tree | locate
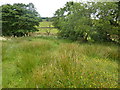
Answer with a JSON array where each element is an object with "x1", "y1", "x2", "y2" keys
[
  {"x1": 53, "y1": 2, "x2": 93, "y2": 42},
  {"x1": 1, "y1": 3, "x2": 41, "y2": 36},
  {"x1": 91, "y1": 2, "x2": 120, "y2": 42},
  {"x1": 53, "y1": 1, "x2": 119, "y2": 43}
]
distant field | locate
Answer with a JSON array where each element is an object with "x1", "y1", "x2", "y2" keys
[
  {"x1": 2, "y1": 36, "x2": 118, "y2": 88},
  {"x1": 39, "y1": 21, "x2": 54, "y2": 27},
  {"x1": 35, "y1": 21, "x2": 58, "y2": 35}
]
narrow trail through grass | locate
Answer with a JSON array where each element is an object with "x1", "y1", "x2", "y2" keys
[{"x1": 2, "y1": 36, "x2": 119, "y2": 88}]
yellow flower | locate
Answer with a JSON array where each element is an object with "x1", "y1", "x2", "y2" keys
[{"x1": 80, "y1": 76, "x2": 83, "y2": 78}]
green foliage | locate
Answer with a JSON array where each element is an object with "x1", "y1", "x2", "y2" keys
[
  {"x1": 53, "y1": 1, "x2": 119, "y2": 43},
  {"x1": 1, "y1": 3, "x2": 41, "y2": 36},
  {"x1": 2, "y1": 37, "x2": 118, "y2": 88},
  {"x1": 91, "y1": 2, "x2": 120, "y2": 42}
]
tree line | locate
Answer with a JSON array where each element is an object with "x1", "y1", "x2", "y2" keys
[
  {"x1": 53, "y1": 1, "x2": 120, "y2": 43},
  {"x1": 1, "y1": 2, "x2": 120, "y2": 44}
]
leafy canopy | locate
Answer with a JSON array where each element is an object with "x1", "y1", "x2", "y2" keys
[
  {"x1": 1, "y1": 3, "x2": 41, "y2": 36},
  {"x1": 53, "y1": 1, "x2": 120, "y2": 43}
]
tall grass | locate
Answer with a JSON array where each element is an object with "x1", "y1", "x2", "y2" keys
[{"x1": 2, "y1": 37, "x2": 118, "y2": 88}]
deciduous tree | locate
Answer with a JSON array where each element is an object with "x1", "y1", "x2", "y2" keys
[{"x1": 1, "y1": 3, "x2": 41, "y2": 36}]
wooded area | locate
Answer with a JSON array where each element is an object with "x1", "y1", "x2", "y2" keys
[
  {"x1": 53, "y1": 2, "x2": 120, "y2": 43},
  {"x1": 1, "y1": 2, "x2": 120, "y2": 43}
]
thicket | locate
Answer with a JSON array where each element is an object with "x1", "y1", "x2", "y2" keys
[{"x1": 53, "y1": 2, "x2": 120, "y2": 43}]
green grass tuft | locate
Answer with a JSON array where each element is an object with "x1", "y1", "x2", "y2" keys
[{"x1": 2, "y1": 37, "x2": 118, "y2": 88}]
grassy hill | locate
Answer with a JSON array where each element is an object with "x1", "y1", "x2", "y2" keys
[{"x1": 2, "y1": 36, "x2": 118, "y2": 88}]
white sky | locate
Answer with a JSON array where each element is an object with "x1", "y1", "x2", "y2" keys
[
  {"x1": 0, "y1": 0, "x2": 90, "y2": 17},
  {"x1": 0, "y1": 0, "x2": 117, "y2": 17}
]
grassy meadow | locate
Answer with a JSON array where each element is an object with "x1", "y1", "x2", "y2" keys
[{"x1": 2, "y1": 36, "x2": 119, "y2": 88}]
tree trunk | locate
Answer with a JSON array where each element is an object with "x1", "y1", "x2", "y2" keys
[{"x1": 83, "y1": 33, "x2": 88, "y2": 42}]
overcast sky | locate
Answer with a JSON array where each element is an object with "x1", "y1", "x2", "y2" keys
[
  {"x1": 0, "y1": 0, "x2": 92, "y2": 17},
  {"x1": 0, "y1": 0, "x2": 117, "y2": 17}
]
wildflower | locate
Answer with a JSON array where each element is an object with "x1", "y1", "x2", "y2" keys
[{"x1": 80, "y1": 76, "x2": 83, "y2": 78}]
